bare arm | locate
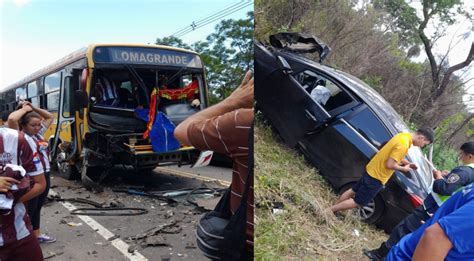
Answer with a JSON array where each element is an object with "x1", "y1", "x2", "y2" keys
[
  {"x1": 7, "y1": 105, "x2": 33, "y2": 130},
  {"x1": 386, "y1": 158, "x2": 412, "y2": 173},
  {"x1": 25, "y1": 101, "x2": 54, "y2": 128},
  {"x1": 174, "y1": 71, "x2": 253, "y2": 146},
  {"x1": 18, "y1": 174, "x2": 46, "y2": 203},
  {"x1": 400, "y1": 158, "x2": 410, "y2": 165},
  {"x1": 413, "y1": 223, "x2": 452, "y2": 261}
]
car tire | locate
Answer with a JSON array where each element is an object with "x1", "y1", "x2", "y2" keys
[
  {"x1": 357, "y1": 194, "x2": 385, "y2": 224},
  {"x1": 339, "y1": 183, "x2": 385, "y2": 224},
  {"x1": 57, "y1": 158, "x2": 80, "y2": 180},
  {"x1": 52, "y1": 144, "x2": 80, "y2": 180}
]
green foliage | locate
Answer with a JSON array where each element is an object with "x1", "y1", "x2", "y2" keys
[
  {"x1": 398, "y1": 59, "x2": 425, "y2": 75},
  {"x1": 361, "y1": 75, "x2": 383, "y2": 92},
  {"x1": 431, "y1": 143, "x2": 459, "y2": 171},
  {"x1": 418, "y1": 114, "x2": 465, "y2": 170},
  {"x1": 254, "y1": 0, "x2": 310, "y2": 41},
  {"x1": 155, "y1": 37, "x2": 191, "y2": 49},
  {"x1": 155, "y1": 12, "x2": 253, "y2": 105},
  {"x1": 373, "y1": 0, "x2": 465, "y2": 47}
]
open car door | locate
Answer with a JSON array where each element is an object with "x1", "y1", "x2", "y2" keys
[{"x1": 255, "y1": 41, "x2": 330, "y2": 147}]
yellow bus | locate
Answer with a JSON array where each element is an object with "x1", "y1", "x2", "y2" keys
[{"x1": 0, "y1": 44, "x2": 208, "y2": 185}]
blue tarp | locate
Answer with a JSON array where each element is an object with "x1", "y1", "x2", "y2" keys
[{"x1": 135, "y1": 108, "x2": 180, "y2": 153}]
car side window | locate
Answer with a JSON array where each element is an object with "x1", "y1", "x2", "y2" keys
[
  {"x1": 347, "y1": 107, "x2": 391, "y2": 148},
  {"x1": 296, "y1": 70, "x2": 354, "y2": 114}
]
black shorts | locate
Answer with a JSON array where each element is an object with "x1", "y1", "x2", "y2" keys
[{"x1": 352, "y1": 172, "x2": 383, "y2": 206}]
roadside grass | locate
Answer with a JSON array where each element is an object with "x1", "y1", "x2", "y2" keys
[{"x1": 254, "y1": 120, "x2": 386, "y2": 260}]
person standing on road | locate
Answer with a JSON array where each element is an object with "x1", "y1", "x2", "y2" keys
[
  {"x1": 8, "y1": 101, "x2": 56, "y2": 244},
  {"x1": 174, "y1": 71, "x2": 254, "y2": 260},
  {"x1": 329, "y1": 129, "x2": 434, "y2": 214},
  {"x1": 387, "y1": 182, "x2": 474, "y2": 260},
  {"x1": 364, "y1": 141, "x2": 474, "y2": 260},
  {"x1": 0, "y1": 127, "x2": 45, "y2": 260}
]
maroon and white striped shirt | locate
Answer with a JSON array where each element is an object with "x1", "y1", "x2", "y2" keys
[
  {"x1": 0, "y1": 128, "x2": 44, "y2": 246},
  {"x1": 187, "y1": 108, "x2": 254, "y2": 250}
]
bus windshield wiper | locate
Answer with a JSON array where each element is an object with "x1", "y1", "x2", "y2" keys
[{"x1": 125, "y1": 65, "x2": 150, "y2": 104}]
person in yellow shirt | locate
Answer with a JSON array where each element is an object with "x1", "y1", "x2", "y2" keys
[{"x1": 330, "y1": 128, "x2": 434, "y2": 214}]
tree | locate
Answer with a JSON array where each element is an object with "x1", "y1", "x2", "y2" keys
[
  {"x1": 155, "y1": 36, "x2": 191, "y2": 50},
  {"x1": 156, "y1": 12, "x2": 254, "y2": 104},
  {"x1": 374, "y1": 0, "x2": 474, "y2": 103}
]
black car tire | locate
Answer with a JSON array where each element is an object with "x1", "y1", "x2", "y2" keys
[
  {"x1": 358, "y1": 194, "x2": 385, "y2": 224},
  {"x1": 339, "y1": 183, "x2": 385, "y2": 224},
  {"x1": 57, "y1": 161, "x2": 80, "y2": 180}
]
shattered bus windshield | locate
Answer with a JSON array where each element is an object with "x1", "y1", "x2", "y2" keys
[
  {"x1": 89, "y1": 46, "x2": 207, "y2": 131},
  {"x1": 90, "y1": 67, "x2": 204, "y2": 110}
]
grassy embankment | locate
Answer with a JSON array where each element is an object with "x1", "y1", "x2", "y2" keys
[{"x1": 254, "y1": 120, "x2": 386, "y2": 260}]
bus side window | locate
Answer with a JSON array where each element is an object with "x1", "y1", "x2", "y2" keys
[{"x1": 45, "y1": 71, "x2": 62, "y2": 111}]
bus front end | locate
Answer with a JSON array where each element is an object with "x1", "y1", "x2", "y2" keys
[{"x1": 82, "y1": 45, "x2": 207, "y2": 176}]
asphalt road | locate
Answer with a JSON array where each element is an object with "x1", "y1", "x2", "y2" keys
[{"x1": 39, "y1": 164, "x2": 231, "y2": 260}]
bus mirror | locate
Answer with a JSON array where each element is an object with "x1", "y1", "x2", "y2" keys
[{"x1": 74, "y1": 90, "x2": 88, "y2": 108}]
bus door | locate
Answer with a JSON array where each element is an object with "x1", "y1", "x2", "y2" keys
[{"x1": 51, "y1": 69, "x2": 80, "y2": 179}]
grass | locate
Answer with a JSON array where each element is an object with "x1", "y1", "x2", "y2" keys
[{"x1": 254, "y1": 119, "x2": 386, "y2": 260}]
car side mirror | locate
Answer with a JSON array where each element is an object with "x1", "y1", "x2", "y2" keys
[
  {"x1": 277, "y1": 56, "x2": 293, "y2": 75},
  {"x1": 74, "y1": 90, "x2": 88, "y2": 108}
]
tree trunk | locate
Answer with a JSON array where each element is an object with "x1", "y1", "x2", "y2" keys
[{"x1": 446, "y1": 114, "x2": 474, "y2": 142}]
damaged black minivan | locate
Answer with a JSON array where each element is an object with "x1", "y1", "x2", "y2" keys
[{"x1": 255, "y1": 33, "x2": 433, "y2": 232}]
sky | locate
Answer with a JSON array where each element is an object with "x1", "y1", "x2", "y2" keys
[
  {"x1": 0, "y1": 0, "x2": 472, "y2": 110},
  {"x1": 0, "y1": 0, "x2": 252, "y2": 89}
]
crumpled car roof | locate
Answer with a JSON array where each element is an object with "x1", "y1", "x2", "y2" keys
[{"x1": 269, "y1": 32, "x2": 331, "y2": 62}]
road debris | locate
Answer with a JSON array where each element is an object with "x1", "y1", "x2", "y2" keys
[
  {"x1": 353, "y1": 229, "x2": 360, "y2": 237},
  {"x1": 126, "y1": 220, "x2": 180, "y2": 251},
  {"x1": 44, "y1": 251, "x2": 64, "y2": 259},
  {"x1": 195, "y1": 197, "x2": 220, "y2": 210},
  {"x1": 107, "y1": 234, "x2": 120, "y2": 241},
  {"x1": 67, "y1": 222, "x2": 83, "y2": 227},
  {"x1": 145, "y1": 235, "x2": 169, "y2": 246},
  {"x1": 185, "y1": 242, "x2": 196, "y2": 249}
]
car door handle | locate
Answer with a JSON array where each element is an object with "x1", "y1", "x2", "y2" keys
[{"x1": 304, "y1": 109, "x2": 318, "y2": 123}]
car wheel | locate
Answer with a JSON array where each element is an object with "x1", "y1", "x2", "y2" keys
[
  {"x1": 339, "y1": 183, "x2": 385, "y2": 224},
  {"x1": 355, "y1": 195, "x2": 384, "y2": 224}
]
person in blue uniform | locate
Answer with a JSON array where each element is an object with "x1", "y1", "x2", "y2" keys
[
  {"x1": 364, "y1": 141, "x2": 474, "y2": 260},
  {"x1": 387, "y1": 181, "x2": 474, "y2": 260}
]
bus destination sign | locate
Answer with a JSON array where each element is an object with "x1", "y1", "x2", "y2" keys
[{"x1": 93, "y1": 47, "x2": 203, "y2": 68}]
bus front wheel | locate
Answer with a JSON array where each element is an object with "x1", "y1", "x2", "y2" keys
[{"x1": 56, "y1": 151, "x2": 79, "y2": 180}]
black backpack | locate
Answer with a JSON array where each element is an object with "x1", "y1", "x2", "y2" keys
[{"x1": 196, "y1": 123, "x2": 254, "y2": 260}]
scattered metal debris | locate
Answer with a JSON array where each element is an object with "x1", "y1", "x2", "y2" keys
[
  {"x1": 195, "y1": 197, "x2": 221, "y2": 211},
  {"x1": 126, "y1": 220, "x2": 180, "y2": 251},
  {"x1": 44, "y1": 251, "x2": 64, "y2": 259},
  {"x1": 108, "y1": 234, "x2": 120, "y2": 241},
  {"x1": 48, "y1": 195, "x2": 149, "y2": 216},
  {"x1": 113, "y1": 188, "x2": 177, "y2": 204},
  {"x1": 145, "y1": 235, "x2": 169, "y2": 246},
  {"x1": 70, "y1": 207, "x2": 148, "y2": 216}
]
